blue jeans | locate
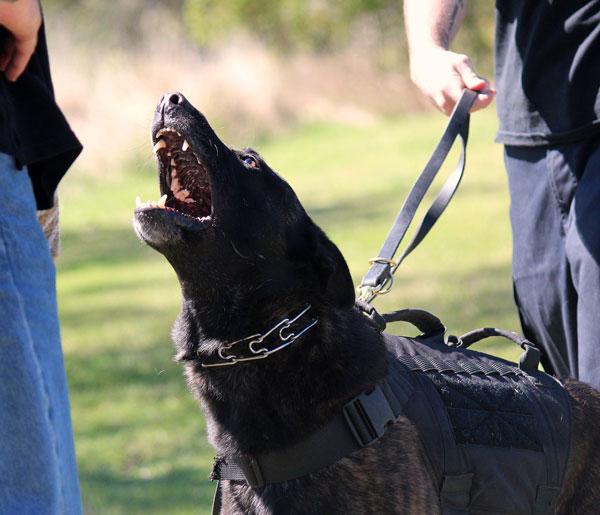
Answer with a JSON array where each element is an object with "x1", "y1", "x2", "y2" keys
[
  {"x1": 0, "y1": 154, "x2": 82, "y2": 514},
  {"x1": 506, "y1": 135, "x2": 600, "y2": 390}
]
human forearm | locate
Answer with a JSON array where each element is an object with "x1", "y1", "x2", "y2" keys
[
  {"x1": 404, "y1": 0, "x2": 467, "y2": 55},
  {"x1": 403, "y1": 0, "x2": 494, "y2": 115}
]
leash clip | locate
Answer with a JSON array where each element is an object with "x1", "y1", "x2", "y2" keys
[{"x1": 357, "y1": 257, "x2": 397, "y2": 303}]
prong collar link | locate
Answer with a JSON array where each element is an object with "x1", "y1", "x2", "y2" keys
[{"x1": 201, "y1": 305, "x2": 318, "y2": 368}]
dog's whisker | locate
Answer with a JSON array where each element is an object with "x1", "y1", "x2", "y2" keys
[{"x1": 230, "y1": 240, "x2": 250, "y2": 259}]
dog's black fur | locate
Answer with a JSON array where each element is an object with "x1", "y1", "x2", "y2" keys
[{"x1": 134, "y1": 92, "x2": 600, "y2": 514}]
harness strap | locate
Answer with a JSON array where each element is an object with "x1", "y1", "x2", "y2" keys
[
  {"x1": 360, "y1": 89, "x2": 477, "y2": 302},
  {"x1": 448, "y1": 327, "x2": 542, "y2": 373},
  {"x1": 210, "y1": 380, "x2": 403, "y2": 488}
]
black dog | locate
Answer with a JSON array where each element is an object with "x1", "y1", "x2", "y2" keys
[{"x1": 134, "y1": 92, "x2": 600, "y2": 514}]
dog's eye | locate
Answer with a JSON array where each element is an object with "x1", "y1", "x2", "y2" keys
[{"x1": 243, "y1": 156, "x2": 258, "y2": 169}]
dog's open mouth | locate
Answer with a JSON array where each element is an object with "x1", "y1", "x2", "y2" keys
[{"x1": 136, "y1": 127, "x2": 212, "y2": 224}]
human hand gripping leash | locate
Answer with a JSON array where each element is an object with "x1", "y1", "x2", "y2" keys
[{"x1": 358, "y1": 89, "x2": 478, "y2": 304}]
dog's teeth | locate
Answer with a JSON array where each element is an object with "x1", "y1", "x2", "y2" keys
[
  {"x1": 153, "y1": 139, "x2": 166, "y2": 153},
  {"x1": 136, "y1": 196, "x2": 142, "y2": 207},
  {"x1": 157, "y1": 194, "x2": 167, "y2": 208},
  {"x1": 182, "y1": 140, "x2": 189, "y2": 151},
  {"x1": 170, "y1": 159, "x2": 176, "y2": 167}
]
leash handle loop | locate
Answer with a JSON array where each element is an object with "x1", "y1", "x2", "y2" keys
[{"x1": 359, "y1": 89, "x2": 478, "y2": 303}]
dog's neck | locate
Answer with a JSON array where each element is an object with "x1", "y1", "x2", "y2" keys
[{"x1": 177, "y1": 302, "x2": 388, "y2": 456}]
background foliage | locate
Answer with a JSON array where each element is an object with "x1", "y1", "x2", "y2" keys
[{"x1": 45, "y1": 0, "x2": 495, "y2": 73}]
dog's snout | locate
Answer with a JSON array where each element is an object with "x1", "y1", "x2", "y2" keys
[
  {"x1": 168, "y1": 92, "x2": 185, "y2": 105},
  {"x1": 159, "y1": 91, "x2": 187, "y2": 112}
]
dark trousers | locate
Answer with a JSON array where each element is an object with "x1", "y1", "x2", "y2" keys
[{"x1": 505, "y1": 135, "x2": 600, "y2": 391}]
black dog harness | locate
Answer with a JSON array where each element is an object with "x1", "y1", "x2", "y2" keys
[{"x1": 210, "y1": 307, "x2": 572, "y2": 514}]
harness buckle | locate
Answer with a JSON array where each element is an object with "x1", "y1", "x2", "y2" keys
[
  {"x1": 210, "y1": 455, "x2": 265, "y2": 488},
  {"x1": 237, "y1": 456, "x2": 265, "y2": 488},
  {"x1": 343, "y1": 383, "x2": 397, "y2": 447}
]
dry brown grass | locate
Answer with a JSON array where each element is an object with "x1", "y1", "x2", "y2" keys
[{"x1": 46, "y1": 9, "x2": 427, "y2": 176}]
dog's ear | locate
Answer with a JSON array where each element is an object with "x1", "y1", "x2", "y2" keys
[{"x1": 288, "y1": 219, "x2": 355, "y2": 309}]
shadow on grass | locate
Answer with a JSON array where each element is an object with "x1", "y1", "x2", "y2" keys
[
  {"x1": 59, "y1": 226, "x2": 158, "y2": 273},
  {"x1": 307, "y1": 189, "x2": 397, "y2": 221},
  {"x1": 66, "y1": 341, "x2": 178, "y2": 394},
  {"x1": 80, "y1": 467, "x2": 214, "y2": 515}
]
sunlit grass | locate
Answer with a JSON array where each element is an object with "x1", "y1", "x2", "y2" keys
[{"x1": 57, "y1": 108, "x2": 519, "y2": 513}]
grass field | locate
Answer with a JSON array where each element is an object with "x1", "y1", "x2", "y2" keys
[{"x1": 57, "y1": 108, "x2": 520, "y2": 513}]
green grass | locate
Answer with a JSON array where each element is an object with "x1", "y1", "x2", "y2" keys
[{"x1": 57, "y1": 109, "x2": 519, "y2": 513}]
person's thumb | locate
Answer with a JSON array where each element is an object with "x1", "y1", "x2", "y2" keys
[{"x1": 454, "y1": 55, "x2": 487, "y2": 91}]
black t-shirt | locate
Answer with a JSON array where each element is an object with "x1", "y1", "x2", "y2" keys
[
  {"x1": 495, "y1": 0, "x2": 600, "y2": 146},
  {"x1": 0, "y1": 23, "x2": 81, "y2": 209}
]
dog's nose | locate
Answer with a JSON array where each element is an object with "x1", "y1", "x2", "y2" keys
[{"x1": 159, "y1": 91, "x2": 187, "y2": 111}]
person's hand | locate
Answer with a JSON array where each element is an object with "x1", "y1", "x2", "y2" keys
[
  {"x1": 410, "y1": 46, "x2": 496, "y2": 115},
  {"x1": 0, "y1": 0, "x2": 42, "y2": 82}
]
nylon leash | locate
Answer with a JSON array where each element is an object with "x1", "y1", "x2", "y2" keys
[{"x1": 358, "y1": 89, "x2": 478, "y2": 303}]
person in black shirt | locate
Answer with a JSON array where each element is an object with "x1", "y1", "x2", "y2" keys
[
  {"x1": 0, "y1": 1, "x2": 82, "y2": 513},
  {"x1": 404, "y1": 0, "x2": 600, "y2": 390}
]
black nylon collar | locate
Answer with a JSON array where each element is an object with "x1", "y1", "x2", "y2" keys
[{"x1": 209, "y1": 378, "x2": 406, "y2": 487}]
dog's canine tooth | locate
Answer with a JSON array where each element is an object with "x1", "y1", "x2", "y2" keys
[
  {"x1": 171, "y1": 159, "x2": 176, "y2": 167},
  {"x1": 157, "y1": 194, "x2": 168, "y2": 208},
  {"x1": 153, "y1": 139, "x2": 167, "y2": 153},
  {"x1": 182, "y1": 140, "x2": 189, "y2": 152},
  {"x1": 135, "y1": 196, "x2": 142, "y2": 207}
]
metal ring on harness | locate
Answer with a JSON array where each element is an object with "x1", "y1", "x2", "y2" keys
[
  {"x1": 357, "y1": 258, "x2": 397, "y2": 302},
  {"x1": 367, "y1": 258, "x2": 397, "y2": 295}
]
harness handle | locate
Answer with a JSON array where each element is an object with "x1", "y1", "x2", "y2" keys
[
  {"x1": 356, "y1": 301, "x2": 446, "y2": 337},
  {"x1": 447, "y1": 327, "x2": 542, "y2": 373},
  {"x1": 359, "y1": 89, "x2": 478, "y2": 303},
  {"x1": 382, "y1": 308, "x2": 446, "y2": 337}
]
